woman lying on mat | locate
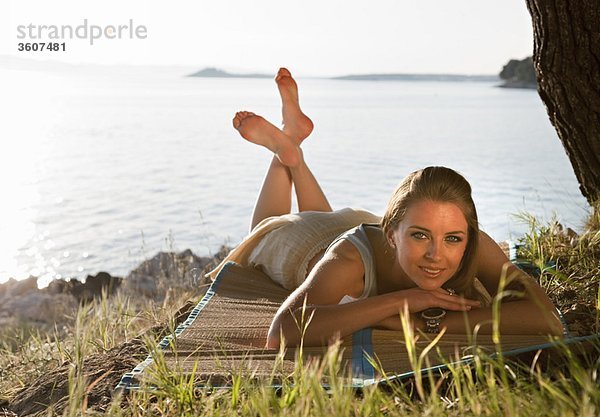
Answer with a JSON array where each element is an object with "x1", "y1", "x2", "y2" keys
[{"x1": 208, "y1": 68, "x2": 564, "y2": 348}]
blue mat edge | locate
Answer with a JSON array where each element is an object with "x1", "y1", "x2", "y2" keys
[
  {"x1": 114, "y1": 259, "x2": 600, "y2": 391},
  {"x1": 373, "y1": 333, "x2": 600, "y2": 386},
  {"x1": 114, "y1": 260, "x2": 230, "y2": 391}
]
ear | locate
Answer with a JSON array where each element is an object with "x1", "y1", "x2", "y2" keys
[{"x1": 386, "y1": 229, "x2": 396, "y2": 246}]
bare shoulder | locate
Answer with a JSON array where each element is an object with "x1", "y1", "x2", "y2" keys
[
  {"x1": 324, "y1": 237, "x2": 364, "y2": 263},
  {"x1": 288, "y1": 238, "x2": 366, "y2": 307},
  {"x1": 476, "y1": 230, "x2": 530, "y2": 294},
  {"x1": 477, "y1": 230, "x2": 508, "y2": 260},
  {"x1": 476, "y1": 230, "x2": 509, "y2": 294}
]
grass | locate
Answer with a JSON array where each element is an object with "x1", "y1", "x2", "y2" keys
[
  {"x1": 514, "y1": 205, "x2": 600, "y2": 335},
  {"x1": 1, "y1": 205, "x2": 599, "y2": 416}
]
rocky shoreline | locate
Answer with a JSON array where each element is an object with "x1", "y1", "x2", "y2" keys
[{"x1": 0, "y1": 247, "x2": 230, "y2": 329}]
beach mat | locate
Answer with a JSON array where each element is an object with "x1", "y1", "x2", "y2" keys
[{"x1": 116, "y1": 262, "x2": 600, "y2": 390}]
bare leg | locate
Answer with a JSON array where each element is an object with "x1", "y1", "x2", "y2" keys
[
  {"x1": 249, "y1": 149, "x2": 332, "y2": 229},
  {"x1": 250, "y1": 156, "x2": 293, "y2": 230},
  {"x1": 232, "y1": 111, "x2": 300, "y2": 167},
  {"x1": 289, "y1": 149, "x2": 332, "y2": 213},
  {"x1": 236, "y1": 69, "x2": 331, "y2": 231},
  {"x1": 234, "y1": 111, "x2": 333, "y2": 228},
  {"x1": 275, "y1": 68, "x2": 330, "y2": 214}
]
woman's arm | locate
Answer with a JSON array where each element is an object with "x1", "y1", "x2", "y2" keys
[
  {"x1": 378, "y1": 296, "x2": 563, "y2": 336},
  {"x1": 473, "y1": 231, "x2": 564, "y2": 335},
  {"x1": 266, "y1": 240, "x2": 479, "y2": 348}
]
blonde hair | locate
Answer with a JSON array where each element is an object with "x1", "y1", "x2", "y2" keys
[{"x1": 381, "y1": 166, "x2": 479, "y2": 295}]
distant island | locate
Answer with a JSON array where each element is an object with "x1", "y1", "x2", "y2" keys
[
  {"x1": 188, "y1": 67, "x2": 499, "y2": 82},
  {"x1": 187, "y1": 65, "x2": 536, "y2": 88},
  {"x1": 499, "y1": 57, "x2": 537, "y2": 89},
  {"x1": 332, "y1": 73, "x2": 499, "y2": 82},
  {"x1": 187, "y1": 67, "x2": 272, "y2": 78}
]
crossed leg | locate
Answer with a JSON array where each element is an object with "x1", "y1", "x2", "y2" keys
[{"x1": 232, "y1": 68, "x2": 332, "y2": 231}]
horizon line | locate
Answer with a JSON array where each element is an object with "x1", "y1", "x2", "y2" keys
[{"x1": 0, "y1": 54, "x2": 501, "y2": 78}]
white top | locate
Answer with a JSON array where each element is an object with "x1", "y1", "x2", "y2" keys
[{"x1": 325, "y1": 224, "x2": 378, "y2": 304}]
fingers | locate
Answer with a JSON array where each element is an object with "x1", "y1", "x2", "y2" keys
[
  {"x1": 441, "y1": 300, "x2": 474, "y2": 311},
  {"x1": 433, "y1": 287, "x2": 480, "y2": 305},
  {"x1": 396, "y1": 288, "x2": 482, "y2": 313},
  {"x1": 431, "y1": 290, "x2": 480, "y2": 311}
]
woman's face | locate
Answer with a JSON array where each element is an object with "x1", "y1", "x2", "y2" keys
[{"x1": 387, "y1": 199, "x2": 469, "y2": 290}]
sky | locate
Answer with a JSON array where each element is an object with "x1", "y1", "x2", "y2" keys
[{"x1": 1, "y1": 0, "x2": 534, "y2": 76}]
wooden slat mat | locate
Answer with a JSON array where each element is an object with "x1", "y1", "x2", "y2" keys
[{"x1": 116, "y1": 261, "x2": 598, "y2": 390}]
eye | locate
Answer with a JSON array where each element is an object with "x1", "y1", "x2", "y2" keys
[
  {"x1": 445, "y1": 235, "x2": 463, "y2": 243},
  {"x1": 411, "y1": 232, "x2": 428, "y2": 240}
]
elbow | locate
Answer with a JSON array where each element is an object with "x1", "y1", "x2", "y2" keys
[
  {"x1": 533, "y1": 307, "x2": 565, "y2": 338},
  {"x1": 267, "y1": 313, "x2": 305, "y2": 349},
  {"x1": 547, "y1": 313, "x2": 566, "y2": 338},
  {"x1": 541, "y1": 303, "x2": 566, "y2": 338},
  {"x1": 522, "y1": 292, "x2": 566, "y2": 338},
  {"x1": 266, "y1": 317, "x2": 283, "y2": 349},
  {"x1": 266, "y1": 316, "x2": 292, "y2": 349},
  {"x1": 266, "y1": 315, "x2": 295, "y2": 349},
  {"x1": 265, "y1": 332, "x2": 280, "y2": 349}
]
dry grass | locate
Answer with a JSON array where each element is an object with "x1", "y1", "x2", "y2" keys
[
  {"x1": 1, "y1": 206, "x2": 598, "y2": 416},
  {"x1": 515, "y1": 202, "x2": 600, "y2": 335}
]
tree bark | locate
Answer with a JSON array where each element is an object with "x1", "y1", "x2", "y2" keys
[{"x1": 525, "y1": 0, "x2": 600, "y2": 205}]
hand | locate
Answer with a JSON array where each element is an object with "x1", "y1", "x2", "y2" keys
[{"x1": 393, "y1": 287, "x2": 481, "y2": 313}]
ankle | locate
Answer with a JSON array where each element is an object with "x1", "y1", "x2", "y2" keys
[{"x1": 287, "y1": 147, "x2": 306, "y2": 172}]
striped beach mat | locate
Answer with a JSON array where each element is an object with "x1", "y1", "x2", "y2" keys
[{"x1": 116, "y1": 261, "x2": 600, "y2": 390}]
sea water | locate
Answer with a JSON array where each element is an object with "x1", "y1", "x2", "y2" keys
[{"x1": 0, "y1": 64, "x2": 589, "y2": 285}]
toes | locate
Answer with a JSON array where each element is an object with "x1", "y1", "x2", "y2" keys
[
  {"x1": 233, "y1": 111, "x2": 253, "y2": 129},
  {"x1": 232, "y1": 113, "x2": 241, "y2": 129},
  {"x1": 236, "y1": 111, "x2": 255, "y2": 121},
  {"x1": 276, "y1": 67, "x2": 292, "y2": 82}
]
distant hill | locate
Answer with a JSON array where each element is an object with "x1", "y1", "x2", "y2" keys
[
  {"x1": 187, "y1": 67, "x2": 272, "y2": 78},
  {"x1": 187, "y1": 67, "x2": 499, "y2": 82},
  {"x1": 332, "y1": 73, "x2": 499, "y2": 82},
  {"x1": 499, "y1": 57, "x2": 537, "y2": 89}
]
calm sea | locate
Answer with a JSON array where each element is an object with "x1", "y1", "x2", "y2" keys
[{"x1": 0, "y1": 64, "x2": 589, "y2": 286}]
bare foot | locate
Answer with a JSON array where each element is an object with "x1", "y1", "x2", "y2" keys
[
  {"x1": 275, "y1": 68, "x2": 314, "y2": 144},
  {"x1": 232, "y1": 111, "x2": 300, "y2": 167}
]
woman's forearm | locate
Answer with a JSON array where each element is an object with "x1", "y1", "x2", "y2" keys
[
  {"x1": 267, "y1": 292, "x2": 406, "y2": 348},
  {"x1": 377, "y1": 300, "x2": 564, "y2": 337},
  {"x1": 267, "y1": 286, "x2": 483, "y2": 348},
  {"x1": 443, "y1": 299, "x2": 564, "y2": 336}
]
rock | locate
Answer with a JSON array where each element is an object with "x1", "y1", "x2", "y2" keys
[
  {"x1": 0, "y1": 292, "x2": 77, "y2": 324},
  {"x1": 0, "y1": 272, "x2": 120, "y2": 327},
  {"x1": 123, "y1": 249, "x2": 216, "y2": 299},
  {"x1": 0, "y1": 276, "x2": 39, "y2": 298},
  {"x1": 124, "y1": 272, "x2": 157, "y2": 298},
  {"x1": 71, "y1": 272, "x2": 122, "y2": 303},
  {"x1": 552, "y1": 222, "x2": 579, "y2": 246},
  {"x1": 0, "y1": 248, "x2": 227, "y2": 325},
  {"x1": 43, "y1": 272, "x2": 122, "y2": 303},
  {"x1": 45, "y1": 278, "x2": 70, "y2": 295}
]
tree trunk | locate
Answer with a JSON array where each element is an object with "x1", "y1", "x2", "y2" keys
[{"x1": 525, "y1": 0, "x2": 600, "y2": 205}]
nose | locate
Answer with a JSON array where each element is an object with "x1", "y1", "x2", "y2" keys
[{"x1": 425, "y1": 240, "x2": 442, "y2": 262}]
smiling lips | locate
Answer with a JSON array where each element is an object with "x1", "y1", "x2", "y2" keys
[{"x1": 420, "y1": 266, "x2": 444, "y2": 277}]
